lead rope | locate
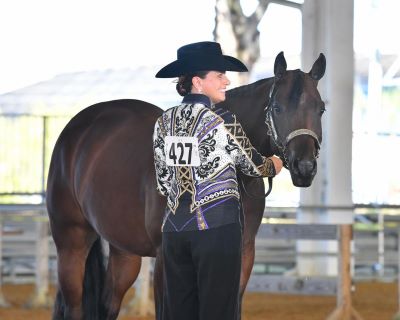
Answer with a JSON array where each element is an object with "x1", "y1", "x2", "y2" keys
[{"x1": 240, "y1": 176, "x2": 273, "y2": 200}]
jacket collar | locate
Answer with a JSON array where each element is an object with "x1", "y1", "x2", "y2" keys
[{"x1": 182, "y1": 94, "x2": 212, "y2": 108}]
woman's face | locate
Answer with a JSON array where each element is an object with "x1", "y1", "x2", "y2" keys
[{"x1": 192, "y1": 71, "x2": 231, "y2": 104}]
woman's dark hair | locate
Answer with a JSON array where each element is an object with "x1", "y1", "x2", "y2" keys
[{"x1": 176, "y1": 71, "x2": 209, "y2": 96}]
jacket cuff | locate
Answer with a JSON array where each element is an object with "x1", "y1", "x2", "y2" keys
[{"x1": 258, "y1": 158, "x2": 276, "y2": 177}]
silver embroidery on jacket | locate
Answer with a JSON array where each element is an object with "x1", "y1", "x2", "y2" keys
[{"x1": 152, "y1": 103, "x2": 275, "y2": 213}]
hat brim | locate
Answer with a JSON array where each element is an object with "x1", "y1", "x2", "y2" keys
[{"x1": 155, "y1": 55, "x2": 248, "y2": 78}]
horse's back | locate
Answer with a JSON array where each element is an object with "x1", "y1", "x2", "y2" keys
[{"x1": 47, "y1": 99, "x2": 163, "y2": 254}]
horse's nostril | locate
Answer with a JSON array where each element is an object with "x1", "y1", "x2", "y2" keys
[
  {"x1": 298, "y1": 159, "x2": 316, "y2": 176},
  {"x1": 292, "y1": 159, "x2": 299, "y2": 174}
]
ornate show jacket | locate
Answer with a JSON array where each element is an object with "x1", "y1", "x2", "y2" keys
[{"x1": 153, "y1": 94, "x2": 275, "y2": 230}]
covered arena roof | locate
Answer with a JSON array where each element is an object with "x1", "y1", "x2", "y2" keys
[
  {"x1": 0, "y1": 53, "x2": 398, "y2": 116},
  {"x1": 0, "y1": 53, "x2": 302, "y2": 116},
  {"x1": 0, "y1": 66, "x2": 178, "y2": 116}
]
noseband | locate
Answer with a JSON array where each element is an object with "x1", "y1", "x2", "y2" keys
[{"x1": 264, "y1": 81, "x2": 321, "y2": 169}]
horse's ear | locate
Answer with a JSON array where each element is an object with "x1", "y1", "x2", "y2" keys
[
  {"x1": 274, "y1": 51, "x2": 287, "y2": 79},
  {"x1": 309, "y1": 53, "x2": 326, "y2": 81}
]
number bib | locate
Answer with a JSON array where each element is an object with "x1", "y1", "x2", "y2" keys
[{"x1": 165, "y1": 136, "x2": 200, "y2": 166}]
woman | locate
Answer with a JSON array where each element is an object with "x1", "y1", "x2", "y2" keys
[{"x1": 153, "y1": 41, "x2": 283, "y2": 320}]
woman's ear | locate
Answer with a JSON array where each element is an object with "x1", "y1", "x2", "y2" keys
[{"x1": 192, "y1": 76, "x2": 202, "y2": 93}]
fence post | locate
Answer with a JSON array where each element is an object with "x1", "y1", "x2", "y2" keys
[
  {"x1": 377, "y1": 209, "x2": 385, "y2": 277},
  {"x1": 0, "y1": 218, "x2": 10, "y2": 307},
  {"x1": 393, "y1": 229, "x2": 400, "y2": 320},
  {"x1": 26, "y1": 216, "x2": 52, "y2": 307},
  {"x1": 123, "y1": 256, "x2": 155, "y2": 316},
  {"x1": 327, "y1": 224, "x2": 363, "y2": 320}
]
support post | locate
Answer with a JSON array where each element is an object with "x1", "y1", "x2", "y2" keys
[
  {"x1": 327, "y1": 225, "x2": 363, "y2": 320},
  {"x1": 299, "y1": 0, "x2": 355, "y2": 277}
]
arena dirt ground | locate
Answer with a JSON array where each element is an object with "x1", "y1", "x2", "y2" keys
[{"x1": 0, "y1": 281, "x2": 397, "y2": 320}]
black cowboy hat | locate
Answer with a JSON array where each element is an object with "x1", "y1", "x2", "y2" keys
[{"x1": 155, "y1": 41, "x2": 248, "y2": 78}]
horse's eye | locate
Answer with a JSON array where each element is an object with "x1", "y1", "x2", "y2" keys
[
  {"x1": 272, "y1": 103, "x2": 282, "y2": 114},
  {"x1": 319, "y1": 103, "x2": 326, "y2": 115}
]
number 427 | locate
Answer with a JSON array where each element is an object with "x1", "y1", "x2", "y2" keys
[{"x1": 169, "y1": 142, "x2": 193, "y2": 165}]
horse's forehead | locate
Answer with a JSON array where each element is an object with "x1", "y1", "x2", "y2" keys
[
  {"x1": 277, "y1": 70, "x2": 304, "y2": 104},
  {"x1": 278, "y1": 70, "x2": 320, "y2": 105}
]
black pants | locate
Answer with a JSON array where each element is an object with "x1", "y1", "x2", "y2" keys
[{"x1": 162, "y1": 223, "x2": 242, "y2": 320}]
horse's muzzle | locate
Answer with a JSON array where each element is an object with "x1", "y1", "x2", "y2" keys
[{"x1": 289, "y1": 157, "x2": 317, "y2": 187}]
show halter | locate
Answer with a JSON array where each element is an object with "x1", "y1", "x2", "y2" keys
[
  {"x1": 240, "y1": 78, "x2": 322, "y2": 200},
  {"x1": 264, "y1": 80, "x2": 321, "y2": 170}
]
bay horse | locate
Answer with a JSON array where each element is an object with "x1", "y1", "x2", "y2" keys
[{"x1": 46, "y1": 52, "x2": 326, "y2": 319}]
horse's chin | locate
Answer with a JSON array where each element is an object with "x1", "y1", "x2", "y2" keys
[{"x1": 290, "y1": 174, "x2": 315, "y2": 188}]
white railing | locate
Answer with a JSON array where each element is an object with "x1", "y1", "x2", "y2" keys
[{"x1": 1, "y1": 204, "x2": 399, "y2": 317}]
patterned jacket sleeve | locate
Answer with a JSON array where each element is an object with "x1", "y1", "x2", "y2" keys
[
  {"x1": 222, "y1": 113, "x2": 276, "y2": 177},
  {"x1": 153, "y1": 117, "x2": 173, "y2": 196}
]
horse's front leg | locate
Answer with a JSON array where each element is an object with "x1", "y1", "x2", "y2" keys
[{"x1": 239, "y1": 177, "x2": 266, "y2": 318}]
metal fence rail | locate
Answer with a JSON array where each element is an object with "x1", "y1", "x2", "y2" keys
[
  {"x1": 0, "y1": 203, "x2": 399, "y2": 313},
  {"x1": 1, "y1": 204, "x2": 399, "y2": 282}
]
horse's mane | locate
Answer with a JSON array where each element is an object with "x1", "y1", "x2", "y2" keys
[
  {"x1": 227, "y1": 68, "x2": 307, "y2": 103},
  {"x1": 226, "y1": 78, "x2": 271, "y2": 99},
  {"x1": 226, "y1": 70, "x2": 307, "y2": 110}
]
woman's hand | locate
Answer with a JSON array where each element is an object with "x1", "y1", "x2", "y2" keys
[{"x1": 269, "y1": 156, "x2": 283, "y2": 175}]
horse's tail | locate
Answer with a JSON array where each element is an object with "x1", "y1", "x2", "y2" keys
[
  {"x1": 52, "y1": 238, "x2": 106, "y2": 320},
  {"x1": 52, "y1": 290, "x2": 65, "y2": 319},
  {"x1": 82, "y1": 237, "x2": 106, "y2": 319}
]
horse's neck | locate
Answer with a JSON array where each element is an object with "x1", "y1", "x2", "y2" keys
[{"x1": 220, "y1": 78, "x2": 275, "y2": 157}]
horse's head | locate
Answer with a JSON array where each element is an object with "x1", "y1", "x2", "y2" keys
[{"x1": 266, "y1": 52, "x2": 326, "y2": 187}]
